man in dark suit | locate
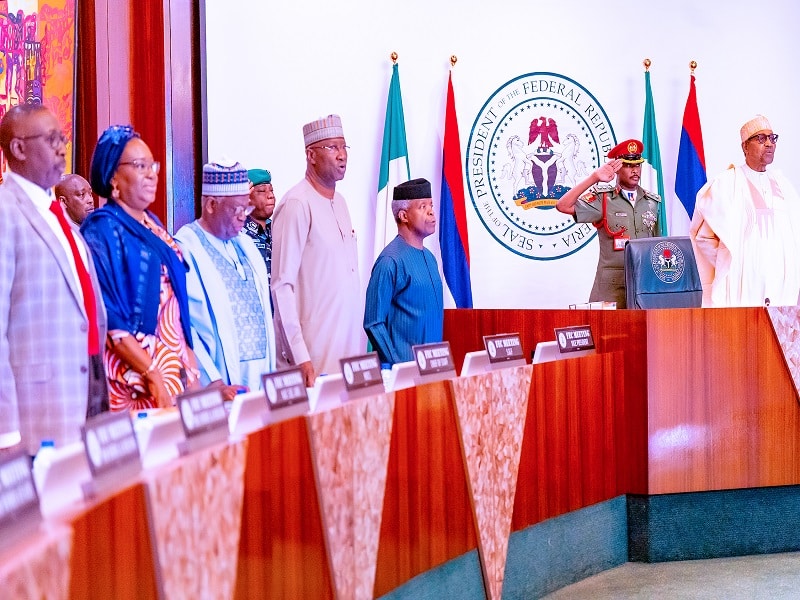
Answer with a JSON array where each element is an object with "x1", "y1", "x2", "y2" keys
[
  {"x1": 55, "y1": 173, "x2": 94, "y2": 226},
  {"x1": 0, "y1": 104, "x2": 108, "y2": 456}
]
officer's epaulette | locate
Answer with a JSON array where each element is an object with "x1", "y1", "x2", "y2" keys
[
  {"x1": 584, "y1": 183, "x2": 613, "y2": 203},
  {"x1": 643, "y1": 190, "x2": 661, "y2": 202}
]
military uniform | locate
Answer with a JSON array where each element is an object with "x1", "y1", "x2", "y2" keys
[
  {"x1": 574, "y1": 185, "x2": 661, "y2": 307},
  {"x1": 243, "y1": 215, "x2": 272, "y2": 275},
  {"x1": 571, "y1": 138, "x2": 661, "y2": 308}
]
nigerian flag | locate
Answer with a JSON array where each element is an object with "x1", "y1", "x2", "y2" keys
[
  {"x1": 642, "y1": 70, "x2": 667, "y2": 235},
  {"x1": 375, "y1": 63, "x2": 410, "y2": 259}
]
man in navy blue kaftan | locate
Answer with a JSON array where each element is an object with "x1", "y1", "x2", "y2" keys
[{"x1": 364, "y1": 178, "x2": 444, "y2": 365}]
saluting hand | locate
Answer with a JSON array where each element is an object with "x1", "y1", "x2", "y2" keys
[{"x1": 595, "y1": 159, "x2": 622, "y2": 182}]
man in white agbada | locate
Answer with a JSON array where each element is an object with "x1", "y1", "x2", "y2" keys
[
  {"x1": 271, "y1": 114, "x2": 362, "y2": 387},
  {"x1": 690, "y1": 115, "x2": 800, "y2": 307},
  {"x1": 175, "y1": 158, "x2": 276, "y2": 392}
]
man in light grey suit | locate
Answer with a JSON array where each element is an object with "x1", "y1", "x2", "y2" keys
[{"x1": 0, "y1": 104, "x2": 108, "y2": 456}]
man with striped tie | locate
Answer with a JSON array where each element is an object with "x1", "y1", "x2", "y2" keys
[{"x1": 556, "y1": 139, "x2": 662, "y2": 308}]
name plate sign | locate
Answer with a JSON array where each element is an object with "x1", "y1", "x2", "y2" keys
[
  {"x1": 554, "y1": 325, "x2": 596, "y2": 353},
  {"x1": 263, "y1": 367, "x2": 309, "y2": 411},
  {"x1": 413, "y1": 341, "x2": 456, "y2": 375},
  {"x1": 483, "y1": 333, "x2": 524, "y2": 364},
  {"x1": 176, "y1": 388, "x2": 229, "y2": 455},
  {"x1": 82, "y1": 411, "x2": 141, "y2": 477},
  {"x1": 0, "y1": 450, "x2": 40, "y2": 546},
  {"x1": 340, "y1": 352, "x2": 384, "y2": 392},
  {"x1": 178, "y1": 388, "x2": 228, "y2": 437}
]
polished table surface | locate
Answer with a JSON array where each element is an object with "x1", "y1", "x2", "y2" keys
[
  {"x1": 4, "y1": 307, "x2": 799, "y2": 599},
  {"x1": 445, "y1": 307, "x2": 800, "y2": 495}
]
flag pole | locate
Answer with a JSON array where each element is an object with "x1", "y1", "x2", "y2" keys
[
  {"x1": 374, "y1": 51, "x2": 410, "y2": 260},
  {"x1": 641, "y1": 57, "x2": 667, "y2": 234},
  {"x1": 439, "y1": 53, "x2": 473, "y2": 308},
  {"x1": 675, "y1": 59, "x2": 706, "y2": 223}
]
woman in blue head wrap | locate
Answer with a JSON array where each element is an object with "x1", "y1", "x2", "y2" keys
[{"x1": 81, "y1": 125, "x2": 200, "y2": 410}]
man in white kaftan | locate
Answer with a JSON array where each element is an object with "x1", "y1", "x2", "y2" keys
[
  {"x1": 690, "y1": 115, "x2": 800, "y2": 307},
  {"x1": 271, "y1": 114, "x2": 362, "y2": 387},
  {"x1": 175, "y1": 159, "x2": 276, "y2": 391}
]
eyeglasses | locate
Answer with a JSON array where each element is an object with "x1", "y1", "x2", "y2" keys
[
  {"x1": 746, "y1": 133, "x2": 779, "y2": 145},
  {"x1": 310, "y1": 144, "x2": 350, "y2": 154},
  {"x1": 118, "y1": 159, "x2": 161, "y2": 174},
  {"x1": 17, "y1": 130, "x2": 68, "y2": 149},
  {"x1": 233, "y1": 204, "x2": 256, "y2": 218}
]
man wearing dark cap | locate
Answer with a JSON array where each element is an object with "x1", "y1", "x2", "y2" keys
[
  {"x1": 364, "y1": 178, "x2": 444, "y2": 365},
  {"x1": 245, "y1": 168, "x2": 275, "y2": 275},
  {"x1": 556, "y1": 139, "x2": 662, "y2": 308},
  {"x1": 271, "y1": 114, "x2": 362, "y2": 386}
]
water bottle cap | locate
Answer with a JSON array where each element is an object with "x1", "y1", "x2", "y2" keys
[
  {"x1": 137, "y1": 412, "x2": 148, "y2": 419},
  {"x1": 40, "y1": 439, "x2": 55, "y2": 448}
]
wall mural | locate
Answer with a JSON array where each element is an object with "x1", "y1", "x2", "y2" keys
[{"x1": 0, "y1": 0, "x2": 76, "y2": 170}]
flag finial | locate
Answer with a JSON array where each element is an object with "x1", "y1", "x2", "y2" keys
[
  {"x1": 689, "y1": 60, "x2": 697, "y2": 75},
  {"x1": 643, "y1": 58, "x2": 651, "y2": 72},
  {"x1": 391, "y1": 52, "x2": 398, "y2": 64},
  {"x1": 450, "y1": 55, "x2": 457, "y2": 68}
]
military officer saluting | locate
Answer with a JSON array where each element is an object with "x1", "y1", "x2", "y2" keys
[{"x1": 556, "y1": 139, "x2": 661, "y2": 308}]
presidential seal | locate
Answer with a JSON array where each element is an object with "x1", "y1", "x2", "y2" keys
[
  {"x1": 650, "y1": 240, "x2": 686, "y2": 284},
  {"x1": 466, "y1": 73, "x2": 616, "y2": 260}
]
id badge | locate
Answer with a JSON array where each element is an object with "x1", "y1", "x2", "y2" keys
[{"x1": 613, "y1": 236, "x2": 630, "y2": 251}]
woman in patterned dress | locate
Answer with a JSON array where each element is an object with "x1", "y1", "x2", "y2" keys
[{"x1": 81, "y1": 125, "x2": 200, "y2": 411}]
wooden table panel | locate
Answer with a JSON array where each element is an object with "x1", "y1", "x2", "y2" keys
[
  {"x1": 646, "y1": 307, "x2": 800, "y2": 493},
  {"x1": 235, "y1": 416, "x2": 334, "y2": 600},
  {"x1": 445, "y1": 308, "x2": 650, "y2": 497},
  {"x1": 513, "y1": 352, "x2": 635, "y2": 529},
  {"x1": 374, "y1": 381, "x2": 478, "y2": 597},
  {"x1": 68, "y1": 483, "x2": 157, "y2": 600},
  {"x1": 50, "y1": 307, "x2": 800, "y2": 600}
]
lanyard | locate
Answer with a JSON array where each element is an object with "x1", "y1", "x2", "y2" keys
[{"x1": 593, "y1": 191, "x2": 627, "y2": 238}]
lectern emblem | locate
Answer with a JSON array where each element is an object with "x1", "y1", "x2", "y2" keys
[
  {"x1": 650, "y1": 240, "x2": 686, "y2": 284},
  {"x1": 466, "y1": 72, "x2": 616, "y2": 260}
]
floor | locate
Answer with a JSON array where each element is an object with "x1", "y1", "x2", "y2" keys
[{"x1": 542, "y1": 552, "x2": 800, "y2": 599}]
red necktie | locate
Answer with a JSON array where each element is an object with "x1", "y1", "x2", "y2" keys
[{"x1": 49, "y1": 200, "x2": 100, "y2": 355}]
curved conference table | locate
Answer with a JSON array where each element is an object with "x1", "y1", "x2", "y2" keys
[{"x1": 4, "y1": 307, "x2": 800, "y2": 599}]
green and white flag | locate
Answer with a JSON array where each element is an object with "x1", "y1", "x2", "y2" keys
[
  {"x1": 375, "y1": 63, "x2": 410, "y2": 259},
  {"x1": 642, "y1": 70, "x2": 667, "y2": 235}
]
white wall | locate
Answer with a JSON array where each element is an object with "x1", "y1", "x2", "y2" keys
[{"x1": 206, "y1": 0, "x2": 800, "y2": 308}]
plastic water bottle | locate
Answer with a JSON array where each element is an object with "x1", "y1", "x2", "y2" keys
[
  {"x1": 32, "y1": 439, "x2": 56, "y2": 492},
  {"x1": 381, "y1": 363, "x2": 392, "y2": 392}
]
